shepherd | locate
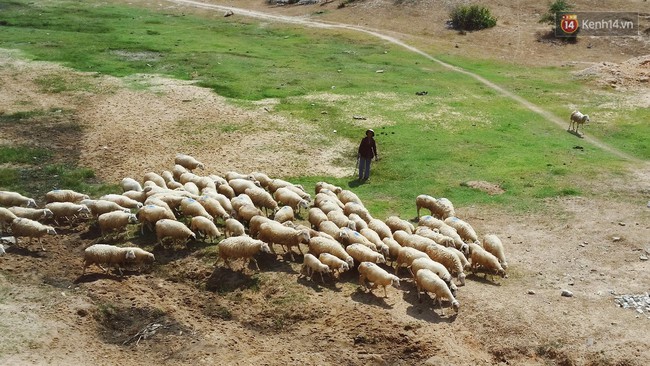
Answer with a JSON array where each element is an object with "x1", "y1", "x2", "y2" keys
[{"x1": 357, "y1": 129, "x2": 378, "y2": 181}]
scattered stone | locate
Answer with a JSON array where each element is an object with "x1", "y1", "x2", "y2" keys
[
  {"x1": 618, "y1": 222, "x2": 626, "y2": 226},
  {"x1": 527, "y1": 290, "x2": 536, "y2": 295},
  {"x1": 647, "y1": 201, "x2": 650, "y2": 208},
  {"x1": 614, "y1": 293, "x2": 650, "y2": 315},
  {"x1": 223, "y1": 10, "x2": 233, "y2": 17},
  {"x1": 612, "y1": 236, "x2": 622, "y2": 242},
  {"x1": 579, "y1": 243, "x2": 586, "y2": 247},
  {"x1": 77, "y1": 309, "x2": 88, "y2": 317},
  {"x1": 375, "y1": 69, "x2": 384, "y2": 73},
  {"x1": 352, "y1": 115, "x2": 367, "y2": 120},
  {"x1": 561, "y1": 289, "x2": 574, "y2": 297},
  {"x1": 640, "y1": 255, "x2": 648, "y2": 261}
]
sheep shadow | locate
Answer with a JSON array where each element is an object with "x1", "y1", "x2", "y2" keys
[
  {"x1": 466, "y1": 272, "x2": 504, "y2": 286},
  {"x1": 4, "y1": 245, "x2": 47, "y2": 258},
  {"x1": 74, "y1": 271, "x2": 127, "y2": 284},
  {"x1": 296, "y1": 272, "x2": 344, "y2": 292},
  {"x1": 205, "y1": 266, "x2": 261, "y2": 293},
  {"x1": 258, "y1": 252, "x2": 297, "y2": 274},
  {"x1": 350, "y1": 287, "x2": 394, "y2": 309},
  {"x1": 403, "y1": 289, "x2": 458, "y2": 323},
  {"x1": 566, "y1": 129, "x2": 585, "y2": 138}
]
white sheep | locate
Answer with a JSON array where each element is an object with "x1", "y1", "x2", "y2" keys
[
  {"x1": 98, "y1": 211, "x2": 138, "y2": 239},
  {"x1": 418, "y1": 216, "x2": 465, "y2": 249},
  {"x1": 258, "y1": 222, "x2": 310, "y2": 260},
  {"x1": 343, "y1": 202, "x2": 372, "y2": 222},
  {"x1": 346, "y1": 243, "x2": 386, "y2": 264},
  {"x1": 318, "y1": 200, "x2": 343, "y2": 215},
  {"x1": 267, "y1": 178, "x2": 297, "y2": 193},
  {"x1": 136, "y1": 204, "x2": 176, "y2": 234},
  {"x1": 360, "y1": 228, "x2": 389, "y2": 257},
  {"x1": 318, "y1": 252, "x2": 350, "y2": 278},
  {"x1": 315, "y1": 181, "x2": 342, "y2": 195},
  {"x1": 0, "y1": 191, "x2": 37, "y2": 208},
  {"x1": 228, "y1": 178, "x2": 261, "y2": 195},
  {"x1": 123, "y1": 190, "x2": 147, "y2": 204},
  {"x1": 468, "y1": 243, "x2": 507, "y2": 279},
  {"x1": 273, "y1": 187, "x2": 309, "y2": 213},
  {"x1": 308, "y1": 207, "x2": 328, "y2": 229},
  {"x1": 190, "y1": 216, "x2": 222, "y2": 242},
  {"x1": 82, "y1": 244, "x2": 136, "y2": 276},
  {"x1": 245, "y1": 187, "x2": 279, "y2": 215},
  {"x1": 155, "y1": 219, "x2": 196, "y2": 246},
  {"x1": 45, "y1": 189, "x2": 89, "y2": 203},
  {"x1": 569, "y1": 110, "x2": 590, "y2": 134},
  {"x1": 273, "y1": 205, "x2": 295, "y2": 224},
  {"x1": 416, "y1": 195, "x2": 455, "y2": 219},
  {"x1": 327, "y1": 210, "x2": 355, "y2": 229},
  {"x1": 237, "y1": 204, "x2": 263, "y2": 223},
  {"x1": 338, "y1": 227, "x2": 378, "y2": 251},
  {"x1": 282, "y1": 185, "x2": 311, "y2": 202},
  {"x1": 143, "y1": 172, "x2": 168, "y2": 188},
  {"x1": 1, "y1": 207, "x2": 19, "y2": 231},
  {"x1": 172, "y1": 164, "x2": 188, "y2": 180},
  {"x1": 348, "y1": 213, "x2": 368, "y2": 231},
  {"x1": 217, "y1": 236, "x2": 271, "y2": 271},
  {"x1": 182, "y1": 182, "x2": 201, "y2": 196},
  {"x1": 120, "y1": 177, "x2": 143, "y2": 192},
  {"x1": 308, "y1": 236, "x2": 354, "y2": 268},
  {"x1": 250, "y1": 171, "x2": 272, "y2": 188},
  {"x1": 175, "y1": 153, "x2": 205, "y2": 171},
  {"x1": 121, "y1": 246, "x2": 156, "y2": 271},
  {"x1": 8, "y1": 207, "x2": 53, "y2": 222},
  {"x1": 202, "y1": 190, "x2": 235, "y2": 216},
  {"x1": 318, "y1": 220, "x2": 343, "y2": 239},
  {"x1": 425, "y1": 244, "x2": 466, "y2": 286},
  {"x1": 394, "y1": 246, "x2": 429, "y2": 274},
  {"x1": 444, "y1": 216, "x2": 478, "y2": 243},
  {"x1": 385, "y1": 216, "x2": 415, "y2": 234},
  {"x1": 414, "y1": 268, "x2": 460, "y2": 315},
  {"x1": 393, "y1": 230, "x2": 438, "y2": 253},
  {"x1": 482, "y1": 234, "x2": 508, "y2": 270},
  {"x1": 231, "y1": 194, "x2": 255, "y2": 212},
  {"x1": 358, "y1": 262, "x2": 400, "y2": 298},
  {"x1": 80, "y1": 199, "x2": 130, "y2": 218},
  {"x1": 249, "y1": 215, "x2": 273, "y2": 238},
  {"x1": 315, "y1": 191, "x2": 345, "y2": 209},
  {"x1": 216, "y1": 182, "x2": 236, "y2": 198},
  {"x1": 11, "y1": 218, "x2": 57, "y2": 251},
  {"x1": 414, "y1": 226, "x2": 457, "y2": 249},
  {"x1": 180, "y1": 198, "x2": 213, "y2": 221},
  {"x1": 367, "y1": 219, "x2": 393, "y2": 240},
  {"x1": 381, "y1": 237, "x2": 402, "y2": 265},
  {"x1": 337, "y1": 189, "x2": 363, "y2": 205},
  {"x1": 224, "y1": 218, "x2": 246, "y2": 238},
  {"x1": 225, "y1": 171, "x2": 254, "y2": 182},
  {"x1": 300, "y1": 253, "x2": 332, "y2": 283},
  {"x1": 99, "y1": 194, "x2": 143, "y2": 209},
  {"x1": 46, "y1": 202, "x2": 91, "y2": 224},
  {"x1": 197, "y1": 195, "x2": 230, "y2": 221},
  {"x1": 410, "y1": 257, "x2": 457, "y2": 294}
]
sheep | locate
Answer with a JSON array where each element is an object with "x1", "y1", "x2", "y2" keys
[
  {"x1": 468, "y1": 243, "x2": 507, "y2": 279},
  {"x1": 245, "y1": 187, "x2": 279, "y2": 215},
  {"x1": 10, "y1": 218, "x2": 57, "y2": 251},
  {"x1": 224, "y1": 218, "x2": 246, "y2": 238},
  {"x1": 99, "y1": 194, "x2": 143, "y2": 209},
  {"x1": 425, "y1": 244, "x2": 466, "y2": 286},
  {"x1": 0, "y1": 244, "x2": 4, "y2": 256},
  {"x1": 410, "y1": 257, "x2": 457, "y2": 294},
  {"x1": 180, "y1": 198, "x2": 213, "y2": 221},
  {"x1": 306, "y1": 207, "x2": 327, "y2": 229},
  {"x1": 190, "y1": 216, "x2": 222, "y2": 242},
  {"x1": 225, "y1": 171, "x2": 254, "y2": 182},
  {"x1": 258, "y1": 222, "x2": 310, "y2": 260},
  {"x1": 231, "y1": 194, "x2": 254, "y2": 212},
  {"x1": 249, "y1": 171, "x2": 272, "y2": 188},
  {"x1": 273, "y1": 187, "x2": 309, "y2": 213},
  {"x1": 338, "y1": 227, "x2": 377, "y2": 251},
  {"x1": 161, "y1": 170, "x2": 175, "y2": 184},
  {"x1": 318, "y1": 200, "x2": 343, "y2": 215},
  {"x1": 98, "y1": 211, "x2": 138, "y2": 239},
  {"x1": 155, "y1": 219, "x2": 196, "y2": 246},
  {"x1": 197, "y1": 195, "x2": 230, "y2": 222},
  {"x1": 394, "y1": 246, "x2": 429, "y2": 274},
  {"x1": 315, "y1": 192, "x2": 345, "y2": 209},
  {"x1": 7, "y1": 207, "x2": 53, "y2": 222},
  {"x1": 45, "y1": 202, "x2": 91, "y2": 224},
  {"x1": 415, "y1": 195, "x2": 455, "y2": 219},
  {"x1": 393, "y1": 230, "x2": 439, "y2": 253},
  {"x1": 228, "y1": 178, "x2": 261, "y2": 195},
  {"x1": 203, "y1": 190, "x2": 235, "y2": 216},
  {"x1": 0, "y1": 191, "x2": 37, "y2": 208},
  {"x1": 179, "y1": 171, "x2": 202, "y2": 185},
  {"x1": 267, "y1": 178, "x2": 296, "y2": 193},
  {"x1": 121, "y1": 246, "x2": 156, "y2": 271},
  {"x1": 216, "y1": 182, "x2": 236, "y2": 198},
  {"x1": 120, "y1": 177, "x2": 143, "y2": 192},
  {"x1": 348, "y1": 213, "x2": 368, "y2": 231},
  {"x1": 385, "y1": 216, "x2": 415, "y2": 234},
  {"x1": 308, "y1": 236, "x2": 354, "y2": 268},
  {"x1": 45, "y1": 189, "x2": 89, "y2": 203},
  {"x1": 82, "y1": 244, "x2": 136, "y2": 276},
  {"x1": 381, "y1": 237, "x2": 402, "y2": 265},
  {"x1": 136, "y1": 204, "x2": 176, "y2": 234},
  {"x1": 569, "y1": 110, "x2": 590, "y2": 134},
  {"x1": 346, "y1": 243, "x2": 386, "y2": 265},
  {"x1": 237, "y1": 204, "x2": 263, "y2": 224},
  {"x1": 182, "y1": 182, "x2": 201, "y2": 196},
  {"x1": 318, "y1": 252, "x2": 350, "y2": 278},
  {"x1": 122, "y1": 190, "x2": 147, "y2": 203},
  {"x1": 80, "y1": 199, "x2": 130, "y2": 218},
  {"x1": 300, "y1": 253, "x2": 332, "y2": 283},
  {"x1": 282, "y1": 185, "x2": 311, "y2": 202},
  {"x1": 175, "y1": 153, "x2": 205, "y2": 171},
  {"x1": 315, "y1": 181, "x2": 342, "y2": 195},
  {"x1": 216, "y1": 236, "x2": 271, "y2": 271},
  {"x1": 360, "y1": 228, "x2": 389, "y2": 257},
  {"x1": 0, "y1": 207, "x2": 18, "y2": 233},
  {"x1": 143, "y1": 172, "x2": 168, "y2": 188},
  {"x1": 249, "y1": 215, "x2": 273, "y2": 238},
  {"x1": 417, "y1": 216, "x2": 465, "y2": 249},
  {"x1": 327, "y1": 210, "x2": 355, "y2": 229},
  {"x1": 367, "y1": 218, "x2": 393, "y2": 240},
  {"x1": 358, "y1": 262, "x2": 400, "y2": 298},
  {"x1": 273, "y1": 205, "x2": 294, "y2": 224},
  {"x1": 337, "y1": 189, "x2": 363, "y2": 205},
  {"x1": 343, "y1": 202, "x2": 372, "y2": 222},
  {"x1": 414, "y1": 268, "x2": 460, "y2": 315},
  {"x1": 444, "y1": 216, "x2": 478, "y2": 243},
  {"x1": 318, "y1": 220, "x2": 343, "y2": 240},
  {"x1": 482, "y1": 234, "x2": 508, "y2": 270},
  {"x1": 414, "y1": 226, "x2": 457, "y2": 249},
  {"x1": 172, "y1": 164, "x2": 188, "y2": 180}
]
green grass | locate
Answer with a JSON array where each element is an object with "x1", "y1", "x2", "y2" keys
[{"x1": 0, "y1": 0, "x2": 645, "y2": 216}]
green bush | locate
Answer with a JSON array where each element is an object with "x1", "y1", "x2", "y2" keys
[
  {"x1": 539, "y1": 0, "x2": 574, "y2": 26},
  {"x1": 450, "y1": 5, "x2": 497, "y2": 31}
]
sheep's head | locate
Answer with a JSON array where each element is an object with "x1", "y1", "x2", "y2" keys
[
  {"x1": 583, "y1": 115, "x2": 590, "y2": 123},
  {"x1": 128, "y1": 214, "x2": 138, "y2": 224},
  {"x1": 391, "y1": 276, "x2": 401, "y2": 288},
  {"x1": 345, "y1": 257, "x2": 354, "y2": 267},
  {"x1": 377, "y1": 255, "x2": 387, "y2": 264},
  {"x1": 451, "y1": 300, "x2": 460, "y2": 313},
  {"x1": 125, "y1": 249, "x2": 136, "y2": 261},
  {"x1": 26, "y1": 199, "x2": 37, "y2": 208},
  {"x1": 259, "y1": 242, "x2": 272, "y2": 254},
  {"x1": 45, "y1": 226, "x2": 57, "y2": 235},
  {"x1": 43, "y1": 209, "x2": 54, "y2": 219}
]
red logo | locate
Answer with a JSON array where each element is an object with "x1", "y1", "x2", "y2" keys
[{"x1": 560, "y1": 14, "x2": 579, "y2": 34}]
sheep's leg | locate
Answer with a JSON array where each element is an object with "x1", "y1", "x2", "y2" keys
[
  {"x1": 251, "y1": 257, "x2": 260, "y2": 271},
  {"x1": 383, "y1": 285, "x2": 388, "y2": 298},
  {"x1": 319, "y1": 272, "x2": 325, "y2": 283},
  {"x1": 38, "y1": 237, "x2": 45, "y2": 251}
]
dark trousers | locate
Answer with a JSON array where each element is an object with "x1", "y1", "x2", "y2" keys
[{"x1": 358, "y1": 157, "x2": 372, "y2": 180}]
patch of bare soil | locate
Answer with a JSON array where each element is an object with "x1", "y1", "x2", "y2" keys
[
  {"x1": 460, "y1": 181, "x2": 505, "y2": 196},
  {"x1": 1, "y1": 1, "x2": 650, "y2": 365}
]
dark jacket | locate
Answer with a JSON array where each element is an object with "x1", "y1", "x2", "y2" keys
[{"x1": 358, "y1": 136, "x2": 377, "y2": 159}]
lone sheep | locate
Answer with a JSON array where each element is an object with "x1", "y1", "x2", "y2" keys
[{"x1": 569, "y1": 110, "x2": 590, "y2": 134}]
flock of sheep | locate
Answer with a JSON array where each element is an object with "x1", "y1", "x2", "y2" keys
[{"x1": 0, "y1": 153, "x2": 509, "y2": 315}]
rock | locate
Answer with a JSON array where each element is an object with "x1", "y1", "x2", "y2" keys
[
  {"x1": 0, "y1": 236, "x2": 16, "y2": 244},
  {"x1": 561, "y1": 289, "x2": 574, "y2": 297},
  {"x1": 527, "y1": 290, "x2": 536, "y2": 295},
  {"x1": 640, "y1": 255, "x2": 648, "y2": 261},
  {"x1": 618, "y1": 222, "x2": 626, "y2": 226},
  {"x1": 612, "y1": 236, "x2": 622, "y2": 242}
]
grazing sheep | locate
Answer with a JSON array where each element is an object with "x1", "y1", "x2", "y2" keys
[
  {"x1": 203, "y1": 190, "x2": 235, "y2": 216},
  {"x1": 318, "y1": 220, "x2": 343, "y2": 239},
  {"x1": 231, "y1": 194, "x2": 255, "y2": 212},
  {"x1": 394, "y1": 246, "x2": 429, "y2": 274},
  {"x1": 273, "y1": 205, "x2": 295, "y2": 224},
  {"x1": 0, "y1": 207, "x2": 18, "y2": 232},
  {"x1": 0, "y1": 191, "x2": 37, "y2": 208},
  {"x1": 179, "y1": 171, "x2": 201, "y2": 185},
  {"x1": 425, "y1": 244, "x2": 466, "y2": 286},
  {"x1": 224, "y1": 218, "x2": 246, "y2": 238},
  {"x1": 122, "y1": 190, "x2": 147, "y2": 203},
  {"x1": 258, "y1": 222, "x2": 310, "y2": 260},
  {"x1": 143, "y1": 172, "x2": 168, "y2": 188},
  {"x1": 416, "y1": 195, "x2": 455, "y2": 219},
  {"x1": 249, "y1": 215, "x2": 273, "y2": 238},
  {"x1": 7, "y1": 207, "x2": 53, "y2": 222},
  {"x1": 367, "y1": 218, "x2": 393, "y2": 240},
  {"x1": 308, "y1": 236, "x2": 354, "y2": 267},
  {"x1": 282, "y1": 185, "x2": 311, "y2": 202},
  {"x1": 385, "y1": 216, "x2": 415, "y2": 234},
  {"x1": 216, "y1": 182, "x2": 236, "y2": 198},
  {"x1": 273, "y1": 187, "x2": 309, "y2": 213},
  {"x1": 190, "y1": 216, "x2": 222, "y2": 242},
  {"x1": 120, "y1": 177, "x2": 143, "y2": 192},
  {"x1": 180, "y1": 198, "x2": 213, "y2": 221},
  {"x1": 337, "y1": 189, "x2": 363, "y2": 205},
  {"x1": 346, "y1": 243, "x2": 386, "y2": 264},
  {"x1": 300, "y1": 253, "x2": 332, "y2": 283},
  {"x1": 245, "y1": 187, "x2": 279, "y2": 215},
  {"x1": 46, "y1": 202, "x2": 91, "y2": 224},
  {"x1": 358, "y1": 262, "x2": 400, "y2": 298},
  {"x1": 250, "y1": 171, "x2": 272, "y2": 188},
  {"x1": 237, "y1": 204, "x2": 263, "y2": 224},
  {"x1": 197, "y1": 195, "x2": 230, "y2": 221},
  {"x1": 394, "y1": 230, "x2": 438, "y2": 253},
  {"x1": 348, "y1": 213, "x2": 368, "y2": 231},
  {"x1": 155, "y1": 219, "x2": 196, "y2": 246},
  {"x1": 318, "y1": 252, "x2": 350, "y2": 278},
  {"x1": 11, "y1": 218, "x2": 57, "y2": 251},
  {"x1": 175, "y1": 153, "x2": 205, "y2": 171},
  {"x1": 482, "y1": 234, "x2": 508, "y2": 270},
  {"x1": 82, "y1": 244, "x2": 136, "y2": 276},
  {"x1": 182, "y1": 182, "x2": 201, "y2": 196},
  {"x1": 98, "y1": 211, "x2": 138, "y2": 239},
  {"x1": 318, "y1": 200, "x2": 343, "y2": 215},
  {"x1": 410, "y1": 257, "x2": 457, "y2": 294},
  {"x1": 267, "y1": 178, "x2": 296, "y2": 193},
  {"x1": 172, "y1": 164, "x2": 188, "y2": 180},
  {"x1": 381, "y1": 237, "x2": 402, "y2": 265},
  {"x1": 338, "y1": 227, "x2": 378, "y2": 251},
  {"x1": 327, "y1": 210, "x2": 355, "y2": 229},
  {"x1": 121, "y1": 246, "x2": 156, "y2": 270},
  {"x1": 414, "y1": 268, "x2": 460, "y2": 315},
  {"x1": 315, "y1": 192, "x2": 345, "y2": 209},
  {"x1": 45, "y1": 189, "x2": 89, "y2": 203},
  {"x1": 418, "y1": 216, "x2": 465, "y2": 249},
  {"x1": 469, "y1": 243, "x2": 507, "y2": 279},
  {"x1": 569, "y1": 110, "x2": 590, "y2": 134},
  {"x1": 228, "y1": 178, "x2": 261, "y2": 195},
  {"x1": 137, "y1": 204, "x2": 176, "y2": 234},
  {"x1": 99, "y1": 194, "x2": 143, "y2": 209},
  {"x1": 307, "y1": 207, "x2": 327, "y2": 229},
  {"x1": 225, "y1": 171, "x2": 254, "y2": 182},
  {"x1": 217, "y1": 236, "x2": 271, "y2": 271},
  {"x1": 414, "y1": 226, "x2": 457, "y2": 248},
  {"x1": 360, "y1": 228, "x2": 389, "y2": 257},
  {"x1": 343, "y1": 202, "x2": 372, "y2": 222},
  {"x1": 444, "y1": 216, "x2": 478, "y2": 243},
  {"x1": 447, "y1": 246, "x2": 471, "y2": 271},
  {"x1": 315, "y1": 181, "x2": 342, "y2": 195},
  {"x1": 80, "y1": 199, "x2": 130, "y2": 218}
]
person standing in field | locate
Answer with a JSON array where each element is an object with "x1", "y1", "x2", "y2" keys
[{"x1": 357, "y1": 129, "x2": 378, "y2": 181}]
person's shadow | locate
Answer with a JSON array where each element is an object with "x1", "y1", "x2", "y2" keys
[{"x1": 348, "y1": 179, "x2": 364, "y2": 188}]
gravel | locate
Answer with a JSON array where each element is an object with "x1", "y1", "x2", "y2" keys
[{"x1": 614, "y1": 293, "x2": 650, "y2": 317}]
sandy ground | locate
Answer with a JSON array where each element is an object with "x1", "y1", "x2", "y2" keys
[{"x1": 1, "y1": 0, "x2": 650, "y2": 365}]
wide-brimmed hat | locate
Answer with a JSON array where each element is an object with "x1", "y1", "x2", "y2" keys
[{"x1": 366, "y1": 129, "x2": 375, "y2": 136}]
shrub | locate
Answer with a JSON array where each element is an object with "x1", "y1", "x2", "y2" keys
[
  {"x1": 450, "y1": 4, "x2": 497, "y2": 31},
  {"x1": 539, "y1": 0, "x2": 574, "y2": 26}
]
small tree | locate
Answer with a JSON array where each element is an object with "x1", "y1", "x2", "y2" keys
[
  {"x1": 539, "y1": 0, "x2": 574, "y2": 27},
  {"x1": 449, "y1": 5, "x2": 497, "y2": 32}
]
